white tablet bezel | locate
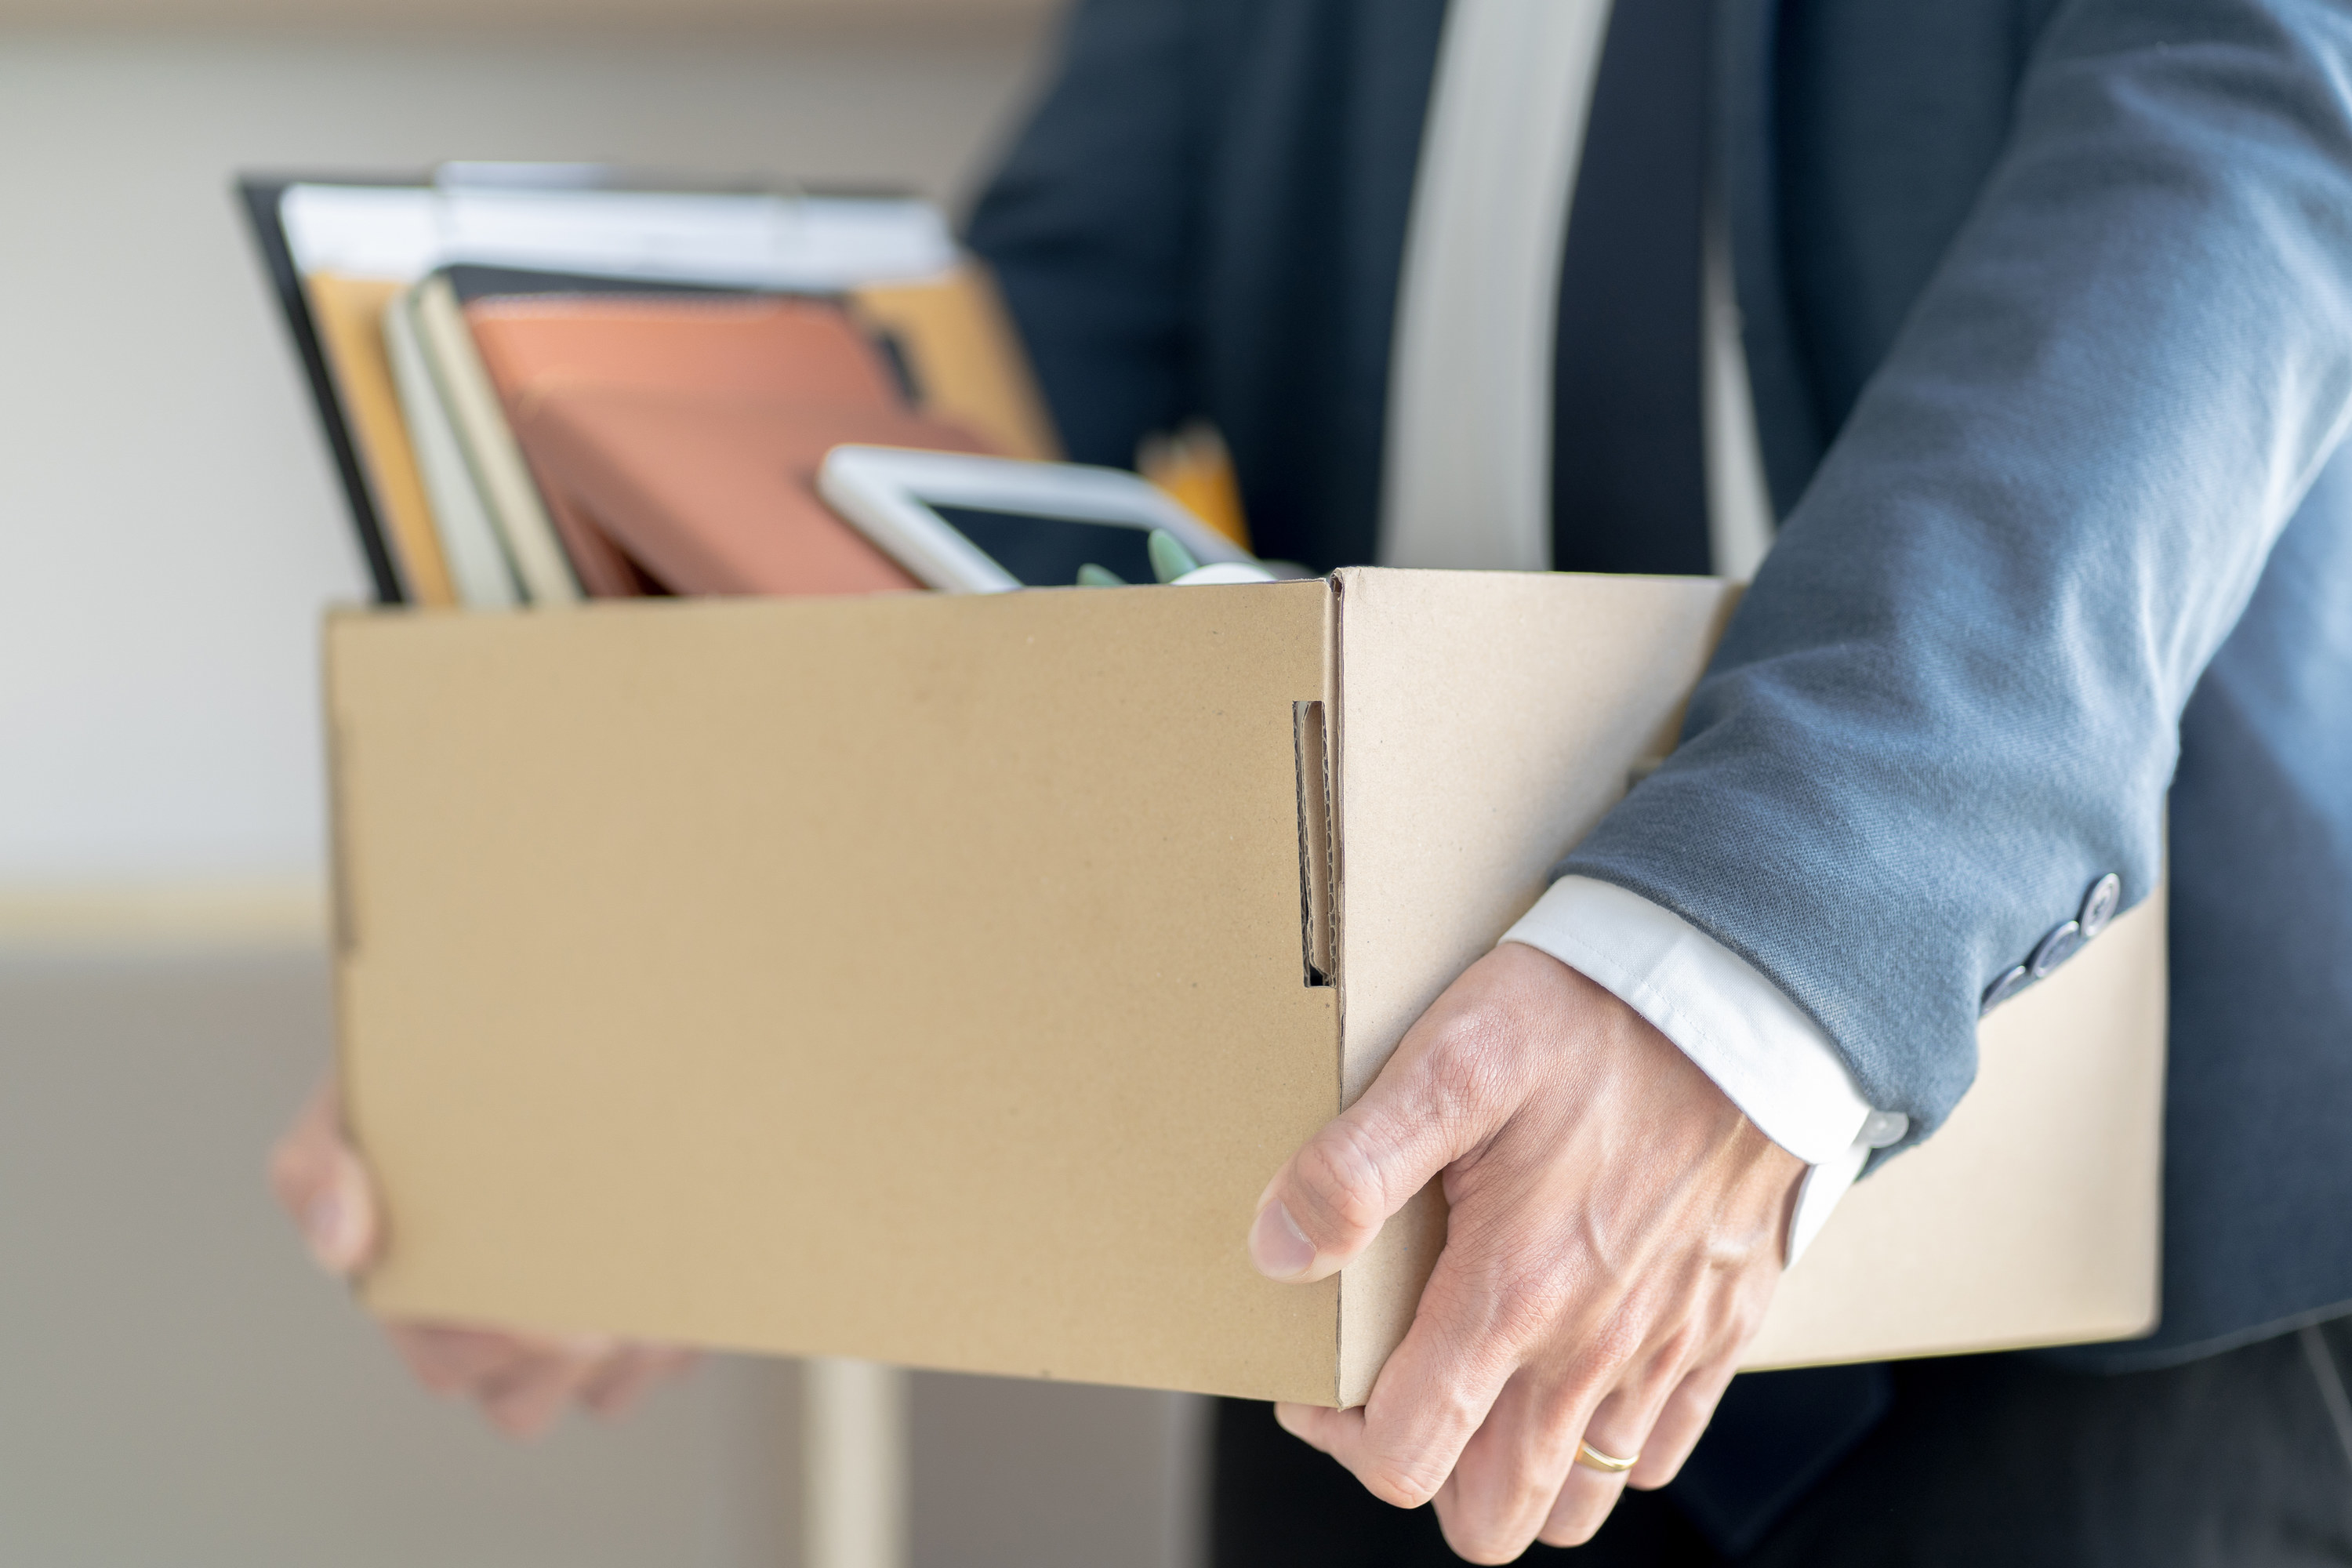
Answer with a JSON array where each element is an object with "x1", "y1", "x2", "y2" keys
[{"x1": 818, "y1": 446, "x2": 1255, "y2": 593}]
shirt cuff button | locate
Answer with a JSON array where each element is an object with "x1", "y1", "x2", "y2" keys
[
  {"x1": 2078, "y1": 872, "x2": 2122, "y2": 938},
  {"x1": 2030, "y1": 919, "x2": 2084, "y2": 978},
  {"x1": 1980, "y1": 964, "x2": 2031, "y2": 1014}
]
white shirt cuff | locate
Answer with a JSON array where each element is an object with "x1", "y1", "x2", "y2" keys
[{"x1": 1501, "y1": 875, "x2": 1908, "y2": 1264}]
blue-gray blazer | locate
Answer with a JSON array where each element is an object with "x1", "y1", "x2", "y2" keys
[{"x1": 967, "y1": 0, "x2": 2352, "y2": 1366}]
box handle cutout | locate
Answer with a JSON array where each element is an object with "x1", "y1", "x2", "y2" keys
[
  {"x1": 327, "y1": 717, "x2": 361, "y2": 959},
  {"x1": 1294, "y1": 701, "x2": 1336, "y2": 986}
]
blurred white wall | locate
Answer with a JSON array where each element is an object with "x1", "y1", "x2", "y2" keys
[
  {"x1": 0, "y1": 17, "x2": 1214, "y2": 1568},
  {"x1": 0, "y1": 22, "x2": 1044, "y2": 889}
]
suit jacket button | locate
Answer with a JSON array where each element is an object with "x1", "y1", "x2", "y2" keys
[
  {"x1": 2078, "y1": 873, "x2": 2122, "y2": 938},
  {"x1": 2031, "y1": 920, "x2": 2084, "y2": 978},
  {"x1": 1981, "y1": 964, "x2": 2031, "y2": 1014}
]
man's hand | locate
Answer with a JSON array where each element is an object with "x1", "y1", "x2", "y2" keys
[
  {"x1": 269, "y1": 1079, "x2": 696, "y2": 1438},
  {"x1": 1249, "y1": 942, "x2": 1804, "y2": 1563}
]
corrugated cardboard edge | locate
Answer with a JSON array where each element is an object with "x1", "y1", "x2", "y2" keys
[
  {"x1": 1320, "y1": 579, "x2": 1348, "y2": 1406},
  {"x1": 1329, "y1": 568, "x2": 1453, "y2": 1410},
  {"x1": 1294, "y1": 701, "x2": 1336, "y2": 985}
]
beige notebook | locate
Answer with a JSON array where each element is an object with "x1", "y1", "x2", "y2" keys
[
  {"x1": 303, "y1": 274, "x2": 456, "y2": 606},
  {"x1": 382, "y1": 287, "x2": 521, "y2": 608},
  {"x1": 408, "y1": 273, "x2": 583, "y2": 605}
]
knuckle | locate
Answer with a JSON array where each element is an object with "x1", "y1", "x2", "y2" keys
[
  {"x1": 1647, "y1": 1322, "x2": 1702, "y2": 1379},
  {"x1": 1485, "y1": 1273, "x2": 1573, "y2": 1352},
  {"x1": 1539, "y1": 1510, "x2": 1606, "y2": 1550},
  {"x1": 1353, "y1": 1424, "x2": 1461, "y2": 1511},
  {"x1": 1436, "y1": 1245, "x2": 1573, "y2": 1351},
  {"x1": 1291, "y1": 1122, "x2": 1394, "y2": 1238},
  {"x1": 1438, "y1": 1490, "x2": 1557, "y2": 1565},
  {"x1": 1421, "y1": 1012, "x2": 1514, "y2": 1118},
  {"x1": 1588, "y1": 1301, "x2": 1652, "y2": 1372},
  {"x1": 1442, "y1": 1526, "x2": 1524, "y2": 1566},
  {"x1": 1537, "y1": 1483, "x2": 1620, "y2": 1550},
  {"x1": 1718, "y1": 1298, "x2": 1769, "y2": 1350},
  {"x1": 1359, "y1": 1455, "x2": 1445, "y2": 1510}
]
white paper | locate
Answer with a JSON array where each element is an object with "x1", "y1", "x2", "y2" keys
[{"x1": 281, "y1": 180, "x2": 957, "y2": 291}]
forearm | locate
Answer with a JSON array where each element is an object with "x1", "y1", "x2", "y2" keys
[{"x1": 1569, "y1": 0, "x2": 2352, "y2": 1141}]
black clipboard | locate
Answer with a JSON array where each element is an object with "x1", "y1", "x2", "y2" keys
[
  {"x1": 236, "y1": 169, "x2": 942, "y2": 608},
  {"x1": 236, "y1": 172, "x2": 418, "y2": 605}
]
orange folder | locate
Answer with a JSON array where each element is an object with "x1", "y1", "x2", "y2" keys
[
  {"x1": 467, "y1": 295, "x2": 984, "y2": 595},
  {"x1": 510, "y1": 386, "x2": 994, "y2": 597}
]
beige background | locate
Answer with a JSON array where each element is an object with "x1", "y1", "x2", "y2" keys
[
  {"x1": 0, "y1": 0, "x2": 1056, "y2": 31},
  {"x1": 0, "y1": 15, "x2": 1047, "y2": 889},
  {"x1": 0, "y1": 946, "x2": 1204, "y2": 1566},
  {"x1": 0, "y1": 8, "x2": 1212, "y2": 1566}
]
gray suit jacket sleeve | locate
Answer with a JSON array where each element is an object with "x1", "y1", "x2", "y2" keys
[{"x1": 1562, "y1": 0, "x2": 2352, "y2": 1145}]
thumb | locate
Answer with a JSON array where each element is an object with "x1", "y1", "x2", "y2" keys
[
  {"x1": 269, "y1": 1078, "x2": 382, "y2": 1278},
  {"x1": 1247, "y1": 1040, "x2": 1492, "y2": 1285}
]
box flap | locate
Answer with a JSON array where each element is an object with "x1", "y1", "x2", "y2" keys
[
  {"x1": 1328, "y1": 568, "x2": 1738, "y2": 1404},
  {"x1": 1323, "y1": 567, "x2": 2164, "y2": 1402}
]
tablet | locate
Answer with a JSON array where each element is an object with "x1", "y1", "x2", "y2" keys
[{"x1": 817, "y1": 446, "x2": 1268, "y2": 593}]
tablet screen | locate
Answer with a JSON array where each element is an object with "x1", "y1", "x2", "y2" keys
[{"x1": 926, "y1": 504, "x2": 1160, "y2": 588}]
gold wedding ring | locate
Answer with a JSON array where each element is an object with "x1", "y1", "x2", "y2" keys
[{"x1": 1575, "y1": 1439, "x2": 1639, "y2": 1475}]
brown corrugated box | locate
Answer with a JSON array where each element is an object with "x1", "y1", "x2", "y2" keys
[{"x1": 328, "y1": 566, "x2": 2164, "y2": 1407}]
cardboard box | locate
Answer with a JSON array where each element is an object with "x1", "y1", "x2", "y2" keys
[{"x1": 328, "y1": 568, "x2": 2163, "y2": 1406}]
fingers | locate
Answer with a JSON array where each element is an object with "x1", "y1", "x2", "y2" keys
[
  {"x1": 1251, "y1": 943, "x2": 1807, "y2": 1558},
  {"x1": 1275, "y1": 1309, "x2": 1761, "y2": 1560},
  {"x1": 1250, "y1": 977, "x2": 1526, "y2": 1285},
  {"x1": 1272, "y1": 1400, "x2": 1352, "y2": 1465},
  {"x1": 1276, "y1": 1395, "x2": 1471, "y2": 1515},
  {"x1": 1276, "y1": 1340, "x2": 1700, "y2": 1563},
  {"x1": 1427, "y1": 1299, "x2": 1692, "y2": 1562},
  {"x1": 1313, "y1": 1151, "x2": 1624, "y2": 1512},
  {"x1": 1414, "y1": 1257, "x2": 1741, "y2": 1556},
  {"x1": 1246, "y1": 1091, "x2": 1462, "y2": 1287},
  {"x1": 272, "y1": 1081, "x2": 695, "y2": 1442},
  {"x1": 1624, "y1": 1352, "x2": 1742, "y2": 1490},
  {"x1": 583, "y1": 1345, "x2": 701, "y2": 1419},
  {"x1": 386, "y1": 1324, "x2": 699, "y2": 1438},
  {"x1": 1287, "y1": 1352, "x2": 1660, "y2": 1566},
  {"x1": 1436, "y1": 1365, "x2": 1606, "y2": 1562},
  {"x1": 268, "y1": 1077, "x2": 379, "y2": 1276},
  {"x1": 387, "y1": 1323, "x2": 528, "y2": 1396},
  {"x1": 1282, "y1": 1280, "x2": 1534, "y2": 1513},
  {"x1": 1530, "y1": 1376, "x2": 1677, "y2": 1552},
  {"x1": 477, "y1": 1339, "x2": 613, "y2": 1439},
  {"x1": 1252, "y1": 952, "x2": 1628, "y2": 1505},
  {"x1": 1522, "y1": 1331, "x2": 1746, "y2": 1552}
]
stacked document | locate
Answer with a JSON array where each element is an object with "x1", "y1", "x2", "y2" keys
[{"x1": 244, "y1": 169, "x2": 1059, "y2": 607}]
